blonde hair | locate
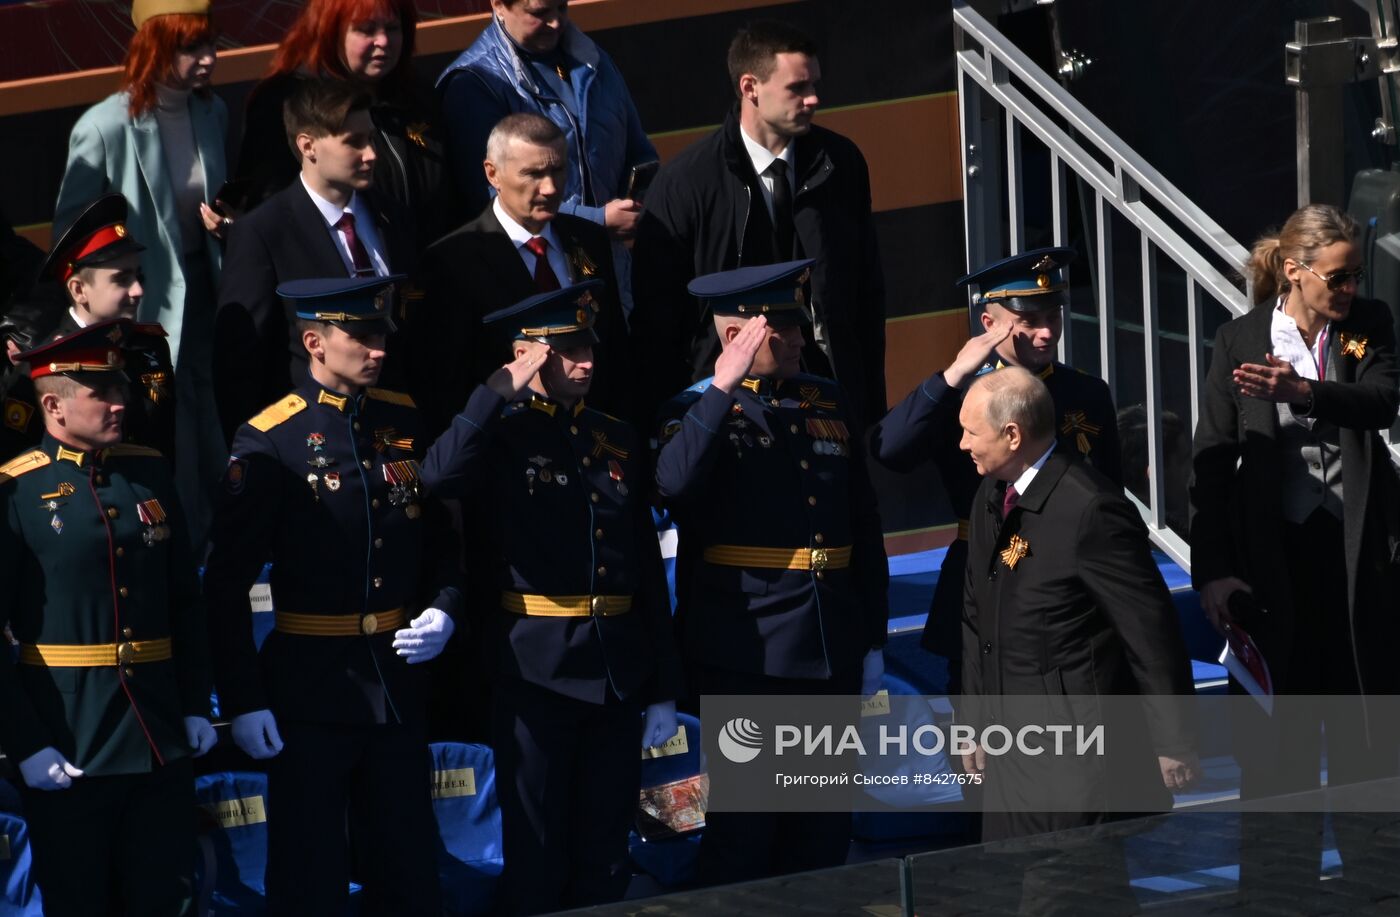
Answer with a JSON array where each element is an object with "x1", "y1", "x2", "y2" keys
[{"x1": 1247, "y1": 204, "x2": 1359, "y2": 305}]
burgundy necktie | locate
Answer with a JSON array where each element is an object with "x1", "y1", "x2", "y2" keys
[
  {"x1": 524, "y1": 236, "x2": 561, "y2": 293},
  {"x1": 1002, "y1": 484, "x2": 1020, "y2": 520},
  {"x1": 334, "y1": 212, "x2": 375, "y2": 277}
]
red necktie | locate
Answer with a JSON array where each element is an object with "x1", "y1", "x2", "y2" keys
[
  {"x1": 334, "y1": 212, "x2": 375, "y2": 277},
  {"x1": 524, "y1": 236, "x2": 561, "y2": 293},
  {"x1": 1002, "y1": 484, "x2": 1020, "y2": 519}
]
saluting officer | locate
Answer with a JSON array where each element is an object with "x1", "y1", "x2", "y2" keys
[
  {"x1": 38, "y1": 193, "x2": 178, "y2": 461},
  {"x1": 0, "y1": 318, "x2": 215, "y2": 916},
  {"x1": 203, "y1": 275, "x2": 459, "y2": 917},
  {"x1": 653, "y1": 260, "x2": 889, "y2": 884},
  {"x1": 871, "y1": 247, "x2": 1121, "y2": 695},
  {"x1": 422, "y1": 280, "x2": 682, "y2": 915}
]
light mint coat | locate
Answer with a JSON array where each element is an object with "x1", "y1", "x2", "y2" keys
[{"x1": 54, "y1": 90, "x2": 227, "y2": 366}]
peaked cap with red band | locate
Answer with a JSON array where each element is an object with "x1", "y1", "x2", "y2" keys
[
  {"x1": 40, "y1": 193, "x2": 145, "y2": 283},
  {"x1": 18, "y1": 317, "x2": 130, "y2": 380}
]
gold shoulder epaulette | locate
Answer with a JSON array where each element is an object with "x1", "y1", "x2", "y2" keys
[
  {"x1": 249, "y1": 394, "x2": 308, "y2": 432},
  {"x1": 366, "y1": 388, "x2": 415, "y2": 407},
  {"x1": 104, "y1": 444, "x2": 163, "y2": 458},
  {"x1": 0, "y1": 450, "x2": 50, "y2": 482}
]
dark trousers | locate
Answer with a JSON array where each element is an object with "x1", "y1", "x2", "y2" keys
[
  {"x1": 493, "y1": 679, "x2": 641, "y2": 915},
  {"x1": 1237, "y1": 509, "x2": 1400, "y2": 903},
  {"x1": 691, "y1": 662, "x2": 859, "y2": 887},
  {"x1": 22, "y1": 756, "x2": 195, "y2": 917},
  {"x1": 266, "y1": 719, "x2": 440, "y2": 917}
]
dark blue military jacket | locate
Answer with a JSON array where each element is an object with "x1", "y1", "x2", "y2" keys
[
  {"x1": 203, "y1": 380, "x2": 462, "y2": 726},
  {"x1": 871, "y1": 361, "x2": 1121, "y2": 658},
  {"x1": 0, "y1": 436, "x2": 210, "y2": 775},
  {"x1": 422, "y1": 385, "x2": 681, "y2": 705},
  {"x1": 654, "y1": 374, "x2": 888, "y2": 680}
]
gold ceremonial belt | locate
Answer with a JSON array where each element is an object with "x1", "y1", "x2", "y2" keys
[
  {"x1": 275, "y1": 608, "x2": 406, "y2": 637},
  {"x1": 20, "y1": 638, "x2": 172, "y2": 667},
  {"x1": 501, "y1": 592, "x2": 633, "y2": 617},
  {"x1": 956, "y1": 519, "x2": 970, "y2": 542},
  {"x1": 703, "y1": 545, "x2": 853, "y2": 571}
]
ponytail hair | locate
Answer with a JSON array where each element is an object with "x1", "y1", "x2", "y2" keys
[{"x1": 1247, "y1": 204, "x2": 1359, "y2": 305}]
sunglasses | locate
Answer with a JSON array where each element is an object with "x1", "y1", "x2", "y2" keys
[{"x1": 1298, "y1": 261, "x2": 1364, "y2": 291}]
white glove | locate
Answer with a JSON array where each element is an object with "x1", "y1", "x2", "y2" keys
[
  {"x1": 392, "y1": 608, "x2": 455, "y2": 664},
  {"x1": 861, "y1": 648, "x2": 885, "y2": 698},
  {"x1": 184, "y1": 716, "x2": 217, "y2": 757},
  {"x1": 641, "y1": 701, "x2": 679, "y2": 750},
  {"x1": 18, "y1": 747, "x2": 83, "y2": 791},
  {"x1": 231, "y1": 709, "x2": 284, "y2": 759}
]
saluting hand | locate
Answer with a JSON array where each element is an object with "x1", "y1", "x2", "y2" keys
[
  {"x1": 487, "y1": 348, "x2": 548, "y2": 401},
  {"x1": 945, "y1": 314, "x2": 1015, "y2": 390},
  {"x1": 713, "y1": 316, "x2": 769, "y2": 394}
]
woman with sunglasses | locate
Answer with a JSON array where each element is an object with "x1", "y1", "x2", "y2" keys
[{"x1": 1190, "y1": 203, "x2": 1400, "y2": 899}]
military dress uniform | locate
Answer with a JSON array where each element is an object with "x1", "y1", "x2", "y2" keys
[
  {"x1": 203, "y1": 277, "x2": 458, "y2": 917},
  {"x1": 872, "y1": 247, "x2": 1121, "y2": 691},
  {"x1": 36, "y1": 193, "x2": 179, "y2": 461},
  {"x1": 422, "y1": 281, "x2": 681, "y2": 915},
  {"x1": 653, "y1": 261, "x2": 889, "y2": 884},
  {"x1": 0, "y1": 320, "x2": 212, "y2": 916}
]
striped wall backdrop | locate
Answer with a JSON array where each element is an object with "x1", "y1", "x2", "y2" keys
[{"x1": 0, "y1": 0, "x2": 968, "y2": 553}]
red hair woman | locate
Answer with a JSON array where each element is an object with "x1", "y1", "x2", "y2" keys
[
  {"x1": 54, "y1": 0, "x2": 231, "y2": 544},
  {"x1": 235, "y1": 0, "x2": 456, "y2": 244}
]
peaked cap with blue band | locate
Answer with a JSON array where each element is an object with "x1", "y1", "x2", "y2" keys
[
  {"x1": 279, "y1": 274, "x2": 405, "y2": 333},
  {"x1": 483, "y1": 279, "x2": 605, "y2": 345},
  {"x1": 959, "y1": 246, "x2": 1074, "y2": 312},
  {"x1": 689, "y1": 259, "x2": 815, "y2": 327}
]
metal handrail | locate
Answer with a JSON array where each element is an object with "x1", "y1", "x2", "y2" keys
[{"x1": 954, "y1": 1, "x2": 1256, "y2": 572}]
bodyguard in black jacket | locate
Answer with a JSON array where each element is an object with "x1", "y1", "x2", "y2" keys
[{"x1": 632, "y1": 21, "x2": 886, "y2": 428}]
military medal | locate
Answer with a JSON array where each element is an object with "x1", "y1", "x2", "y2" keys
[
  {"x1": 807, "y1": 417, "x2": 849, "y2": 457},
  {"x1": 728, "y1": 431, "x2": 745, "y2": 458},
  {"x1": 1000, "y1": 534, "x2": 1030, "y2": 570},
  {"x1": 307, "y1": 433, "x2": 325, "y2": 449},
  {"x1": 39, "y1": 482, "x2": 74, "y2": 512},
  {"x1": 555, "y1": 472, "x2": 569, "y2": 486},
  {"x1": 758, "y1": 434, "x2": 773, "y2": 448},
  {"x1": 525, "y1": 467, "x2": 537, "y2": 495},
  {"x1": 383, "y1": 460, "x2": 422, "y2": 517},
  {"x1": 608, "y1": 459, "x2": 627, "y2": 496},
  {"x1": 324, "y1": 472, "x2": 341, "y2": 492},
  {"x1": 307, "y1": 472, "x2": 320, "y2": 500},
  {"x1": 136, "y1": 498, "x2": 171, "y2": 546}
]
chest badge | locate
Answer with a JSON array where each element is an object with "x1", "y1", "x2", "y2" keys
[
  {"x1": 1340, "y1": 333, "x2": 1368, "y2": 360},
  {"x1": 306, "y1": 432, "x2": 336, "y2": 468},
  {"x1": 324, "y1": 472, "x2": 342, "y2": 493},
  {"x1": 49, "y1": 513, "x2": 63, "y2": 535},
  {"x1": 1000, "y1": 534, "x2": 1030, "y2": 571}
]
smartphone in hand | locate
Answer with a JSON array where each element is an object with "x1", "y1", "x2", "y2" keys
[{"x1": 625, "y1": 160, "x2": 660, "y2": 203}]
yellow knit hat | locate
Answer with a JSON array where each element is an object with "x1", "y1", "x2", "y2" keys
[{"x1": 131, "y1": 0, "x2": 211, "y2": 29}]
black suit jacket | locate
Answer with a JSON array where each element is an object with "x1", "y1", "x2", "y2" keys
[
  {"x1": 410, "y1": 206, "x2": 630, "y2": 435},
  {"x1": 213, "y1": 180, "x2": 415, "y2": 443},
  {"x1": 1189, "y1": 297, "x2": 1400, "y2": 693},
  {"x1": 963, "y1": 448, "x2": 1195, "y2": 839}
]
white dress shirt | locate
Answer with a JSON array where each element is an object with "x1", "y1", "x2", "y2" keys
[
  {"x1": 492, "y1": 198, "x2": 572, "y2": 284},
  {"x1": 739, "y1": 125, "x2": 797, "y2": 221},
  {"x1": 1271, "y1": 295, "x2": 1328, "y2": 427},
  {"x1": 1012, "y1": 442, "x2": 1057, "y2": 497},
  {"x1": 300, "y1": 175, "x2": 390, "y2": 277}
]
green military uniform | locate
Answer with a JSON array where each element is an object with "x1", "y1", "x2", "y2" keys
[{"x1": 0, "y1": 318, "x2": 211, "y2": 916}]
